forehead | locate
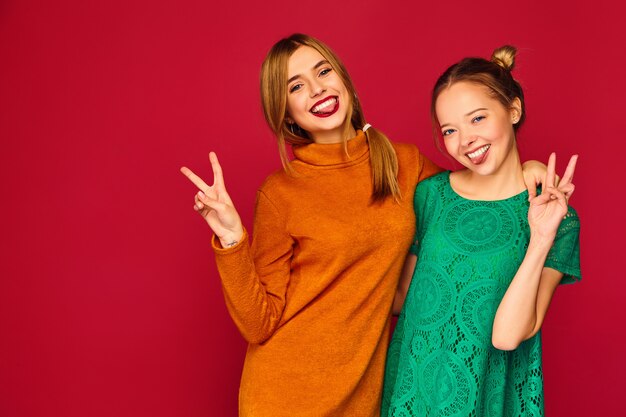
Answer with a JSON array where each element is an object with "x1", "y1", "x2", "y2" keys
[
  {"x1": 435, "y1": 81, "x2": 506, "y2": 124},
  {"x1": 287, "y1": 46, "x2": 326, "y2": 78},
  {"x1": 436, "y1": 81, "x2": 498, "y2": 114}
]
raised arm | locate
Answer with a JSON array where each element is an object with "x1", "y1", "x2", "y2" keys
[
  {"x1": 492, "y1": 153, "x2": 577, "y2": 350},
  {"x1": 181, "y1": 154, "x2": 293, "y2": 344},
  {"x1": 180, "y1": 152, "x2": 244, "y2": 247}
]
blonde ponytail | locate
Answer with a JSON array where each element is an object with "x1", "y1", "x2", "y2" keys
[{"x1": 365, "y1": 127, "x2": 400, "y2": 202}]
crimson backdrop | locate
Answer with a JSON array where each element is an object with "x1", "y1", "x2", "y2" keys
[{"x1": 1, "y1": 0, "x2": 623, "y2": 416}]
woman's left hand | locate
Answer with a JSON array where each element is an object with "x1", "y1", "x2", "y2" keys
[
  {"x1": 527, "y1": 153, "x2": 578, "y2": 240},
  {"x1": 522, "y1": 159, "x2": 561, "y2": 200}
]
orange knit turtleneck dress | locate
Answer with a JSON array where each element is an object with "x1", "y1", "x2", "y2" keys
[{"x1": 212, "y1": 131, "x2": 441, "y2": 416}]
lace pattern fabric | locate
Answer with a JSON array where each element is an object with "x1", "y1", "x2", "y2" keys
[{"x1": 382, "y1": 172, "x2": 581, "y2": 417}]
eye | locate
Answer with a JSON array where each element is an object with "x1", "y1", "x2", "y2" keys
[
  {"x1": 289, "y1": 83, "x2": 303, "y2": 93},
  {"x1": 442, "y1": 129, "x2": 456, "y2": 137},
  {"x1": 472, "y1": 115, "x2": 485, "y2": 123},
  {"x1": 319, "y1": 68, "x2": 332, "y2": 76}
]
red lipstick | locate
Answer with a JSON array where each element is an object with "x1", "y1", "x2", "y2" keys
[{"x1": 310, "y1": 96, "x2": 339, "y2": 118}]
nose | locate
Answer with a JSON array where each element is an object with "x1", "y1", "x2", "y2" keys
[
  {"x1": 460, "y1": 129, "x2": 477, "y2": 148},
  {"x1": 309, "y1": 79, "x2": 325, "y2": 98}
]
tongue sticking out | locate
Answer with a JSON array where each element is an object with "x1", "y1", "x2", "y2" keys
[
  {"x1": 315, "y1": 106, "x2": 334, "y2": 114},
  {"x1": 467, "y1": 146, "x2": 490, "y2": 165},
  {"x1": 312, "y1": 98, "x2": 338, "y2": 114}
]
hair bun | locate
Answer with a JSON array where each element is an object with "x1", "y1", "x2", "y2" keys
[{"x1": 491, "y1": 45, "x2": 517, "y2": 71}]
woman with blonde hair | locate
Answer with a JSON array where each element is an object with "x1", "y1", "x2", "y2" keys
[{"x1": 181, "y1": 35, "x2": 544, "y2": 416}]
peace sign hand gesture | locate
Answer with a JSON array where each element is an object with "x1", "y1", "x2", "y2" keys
[
  {"x1": 528, "y1": 153, "x2": 578, "y2": 241},
  {"x1": 180, "y1": 152, "x2": 244, "y2": 248}
]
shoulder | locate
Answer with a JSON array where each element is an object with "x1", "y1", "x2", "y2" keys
[
  {"x1": 255, "y1": 167, "x2": 294, "y2": 206},
  {"x1": 390, "y1": 140, "x2": 423, "y2": 176},
  {"x1": 557, "y1": 205, "x2": 581, "y2": 234},
  {"x1": 390, "y1": 140, "x2": 419, "y2": 159},
  {"x1": 417, "y1": 170, "x2": 449, "y2": 190},
  {"x1": 414, "y1": 171, "x2": 449, "y2": 202},
  {"x1": 257, "y1": 164, "x2": 315, "y2": 208},
  {"x1": 413, "y1": 172, "x2": 449, "y2": 224},
  {"x1": 259, "y1": 167, "x2": 289, "y2": 192},
  {"x1": 258, "y1": 159, "x2": 318, "y2": 192},
  {"x1": 565, "y1": 205, "x2": 579, "y2": 218}
]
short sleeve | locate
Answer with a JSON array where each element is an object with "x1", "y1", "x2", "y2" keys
[
  {"x1": 545, "y1": 206, "x2": 581, "y2": 284},
  {"x1": 409, "y1": 174, "x2": 440, "y2": 256}
]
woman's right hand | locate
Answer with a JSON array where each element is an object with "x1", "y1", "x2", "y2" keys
[{"x1": 180, "y1": 152, "x2": 244, "y2": 247}]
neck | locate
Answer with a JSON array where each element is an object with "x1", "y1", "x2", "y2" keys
[
  {"x1": 310, "y1": 125, "x2": 357, "y2": 144},
  {"x1": 456, "y1": 147, "x2": 525, "y2": 200}
]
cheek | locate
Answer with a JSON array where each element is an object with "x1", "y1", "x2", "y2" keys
[
  {"x1": 333, "y1": 78, "x2": 350, "y2": 97},
  {"x1": 338, "y1": 87, "x2": 351, "y2": 105},
  {"x1": 489, "y1": 118, "x2": 514, "y2": 140},
  {"x1": 443, "y1": 138, "x2": 457, "y2": 155},
  {"x1": 491, "y1": 127, "x2": 516, "y2": 148},
  {"x1": 286, "y1": 96, "x2": 304, "y2": 118},
  {"x1": 443, "y1": 138, "x2": 469, "y2": 165}
]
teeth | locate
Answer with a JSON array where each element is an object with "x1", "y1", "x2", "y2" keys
[
  {"x1": 467, "y1": 145, "x2": 490, "y2": 159},
  {"x1": 312, "y1": 98, "x2": 337, "y2": 113}
]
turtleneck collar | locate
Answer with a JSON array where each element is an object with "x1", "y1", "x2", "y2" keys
[{"x1": 291, "y1": 130, "x2": 369, "y2": 168}]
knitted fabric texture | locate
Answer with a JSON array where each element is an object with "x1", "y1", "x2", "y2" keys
[{"x1": 213, "y1": 131, "x2": 442, "y2": 417}]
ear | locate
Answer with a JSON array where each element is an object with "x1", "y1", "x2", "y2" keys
[
  {"x1": 285, "y1": 115, "x2": 294, "y2": 124},
  {"x1": 510, "y1": 97, "x2": 522, "y2": 124}
]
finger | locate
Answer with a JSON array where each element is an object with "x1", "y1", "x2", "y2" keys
[
  {"x1": 527, "y1": 182, "x2": 537, "y2": 201},
  {"x1": 543, "y1": 186, "x2": 568, "y2": 206},
  {"x1": 563, "y1": 184, "x2": 575, "y2": 201},
  {"x1": 551, "y1": 188, "x2": 568, "y2": 206},
  {"x1": 558, "y1": 183, "x2": 575, "y2": 196},
  {"x1": 197, "y1": 190, "x2": 224, "y2": 212},
  {"x1": 209, "y1": 152, "x2": 226, "y2": 190},
  {"x1": 202, "y1": 186, "x2": 218, "y2": 201},
  {"x1": 530, "y1": 191, "x2": 552, "y2": 206},
  {"x1": 180, "y1": 166, "x2": 211, "y2": 192},
  {"x1": 567, "y1": 184, "x2": 575, "y2": 196},
  {"x1": 545, "y1": 152, "x2": 557, "y2": 188},
  {"x1": 195, "y1": 194, "x2": 204, "y2": 210},
  {"x1": 560, "y1": 155, "x2": 578, "y2": 186},
  {"x1": 209, "y1": 153, "x2": 236, "y2": 205}
]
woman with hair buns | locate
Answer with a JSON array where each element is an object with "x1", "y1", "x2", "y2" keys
[
  {"x1": 382, "y1": 46, "x2": 581, "y2": 416},
  {"x1": 181, "y1": 34, "x2": 546, "y2": 417}
]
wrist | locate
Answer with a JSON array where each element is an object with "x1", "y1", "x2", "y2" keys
[
  {"x1": 528, "y1": 233, "x2": 555, "y2": 250},
  {"x1": 218, "y1": 227, "x2": 244, "y2": 248}
]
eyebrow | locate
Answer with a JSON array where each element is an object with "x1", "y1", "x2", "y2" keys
[
  {"x1": 287, "y1": 60, "x2": 330, "y2": 84},
  {"x1": 439, "y1": 108, "x2": 488, "y2": 128}
]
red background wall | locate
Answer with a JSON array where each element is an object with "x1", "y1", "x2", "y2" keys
[{"x1": 1, "y1": 0, "x2": 623, "y2": 416}]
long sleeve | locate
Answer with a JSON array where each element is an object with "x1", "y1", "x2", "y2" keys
[
  {"x1": 212, "y1": 190, "x2": 294, "y2": 344},
  {"x1": 212, "y1": 133, "x2": 426, "y2": 416}
]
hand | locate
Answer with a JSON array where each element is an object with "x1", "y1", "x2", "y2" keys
[
  {"x1": 180, "y1": 152, "x2": 244, "y2": 247},
  {"x1": 522, "y1": 160, "x2": 560, "y2": 200},
  {"x1": 527, "y1": 153, "x2": 577, "y2": 240},
  {"x1": 555, "y1": 154, "x2": 577, "y2": 201}
]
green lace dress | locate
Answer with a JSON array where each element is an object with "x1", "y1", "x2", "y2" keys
[{"x1": 382, "y1": 172, "x2": 581, "y2": 417}]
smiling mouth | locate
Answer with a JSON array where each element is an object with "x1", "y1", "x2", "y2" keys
[
  {"x1": 466, "y1": 144, "x2": 490, "y2": 163},
  {"x1": 310, "y1": 97, "x2": 339, "y2": 117}
]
